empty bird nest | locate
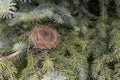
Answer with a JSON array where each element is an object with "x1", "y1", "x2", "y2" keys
[{"x1": 29, "y1": 24, "x2": 59, "y2": 50}]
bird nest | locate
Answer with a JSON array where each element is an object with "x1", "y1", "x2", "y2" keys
[{"x1": 29, "y1": 25, "x2": 59, "y2": 50}]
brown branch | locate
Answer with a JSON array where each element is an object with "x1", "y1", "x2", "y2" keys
[{"x1": 0, "y1": 51, "x2": 22, "y2": 60}]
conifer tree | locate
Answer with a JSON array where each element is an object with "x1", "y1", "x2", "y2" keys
[{"x1": 0, "y1": 0, "x2": 120, "y2": 80}]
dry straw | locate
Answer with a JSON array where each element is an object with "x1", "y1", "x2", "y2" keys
[{"x1": 29, "y1": 24, "x2": 59, "y2": 50}]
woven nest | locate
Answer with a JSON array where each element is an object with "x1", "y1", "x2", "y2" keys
[{"x1": 29, "y1": 25, "x2": 59, "y2": 50}]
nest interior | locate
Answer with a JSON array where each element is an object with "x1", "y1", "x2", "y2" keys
[{"x1": 29, "y1": 24, "x2": 59, "y2": 50}]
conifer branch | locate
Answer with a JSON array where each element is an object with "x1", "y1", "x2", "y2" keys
[{"x1": 0, "y1": 51, "x2": 22, "y2": 60}]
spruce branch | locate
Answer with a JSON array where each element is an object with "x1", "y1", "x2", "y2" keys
[
  {"x1": 80, "y1": 5, "x2": 95, "y2": 17},
  {"x1": 41, "y1": 72, "x2": 67, "y2": 80},
  {"x1": 0, "y1": 59, "x2": 17, "y2": 80},
  {"x1": 9, "y1": 3, "x2": 76, "y2": 26},
  {"x1": 9, "y1": 9, "x2": 57, "y2": 26},
  {"x1": 115, "y1": 0, "x2": 120, "y2": 17},
  {"x1": 0, "y1": 51, "x2": 22, "y2": 60},
  {"x1": 0, "y1": 0, "x2": 16, "y2": 19},
  {"x1": 42, "y1": 56, "x2": 54, "y2": 73},
  {"x1": 99, "y1": 0, "x2": 109, "y2": 20},
  {"x1": 0, "y1": 42, "x2": 27, "y2": 60},
  {"x1": 19, "y1": 0, "x2": 31, "y2": 3}
]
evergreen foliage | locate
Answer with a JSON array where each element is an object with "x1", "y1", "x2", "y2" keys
[{"x1": 0, "y1": 0, "x2": 120, "y2": 80}]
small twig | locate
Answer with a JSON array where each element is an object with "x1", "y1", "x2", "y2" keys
[
  {"x1": 16, "y1": 26, "x2": 25, "y2": 33},
  {"x1": 0, "y1": 51, "x2": 22, "y2": 60},
  {"x1": 81, "y1": 5, "x2": 95, "y2": 17}
]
